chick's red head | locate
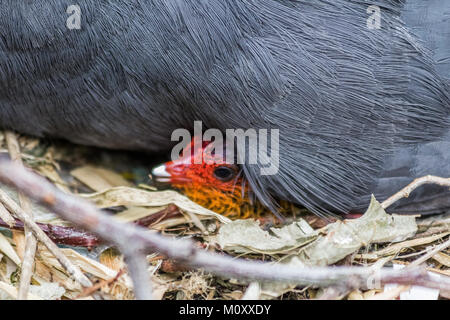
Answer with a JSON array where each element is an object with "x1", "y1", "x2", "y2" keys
[{"x1": 151, "y1": 137, "x2": 268, "y2": 218}]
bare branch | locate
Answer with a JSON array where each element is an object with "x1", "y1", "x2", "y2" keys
[
  {"x1": 381, "y1": 175, "x2": 450, "y2": 209},
  {"x1": 76, "y1": 269, "x2": 124, "y2": 299},
  {"x1": 0, "y1": 159, "x2": 448, "y2": 296},
  {"x1": 124, "y1": 251, "x2": 153, "y2": 300}
]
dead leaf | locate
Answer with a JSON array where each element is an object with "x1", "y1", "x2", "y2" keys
[
  {"x1": 82, "y1": 187, "x2": 230, "y2": 223},
  {"x1": 297, "y1": 196, "x2": 417, "y2": 266},
  {"x1": 216, "y1": 219, "x2": 317, "y2": 254},
  {"x1": 71, "y1": 166, "x2": 131, "y2": 192}
]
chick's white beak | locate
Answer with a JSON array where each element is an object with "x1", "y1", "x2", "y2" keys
[{"x1": 151, "y1": 164, "x2": 171, "y2": 182}]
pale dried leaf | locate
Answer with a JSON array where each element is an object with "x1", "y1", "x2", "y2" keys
[
  {"x1": 82, "y1": 187, "x2": 231, "y2": 223},
  {"x1": 37, "y1": 164, "x2": 70, "y2": 193},
  {"x1": 0, "y1": 185, "x2": 61, "y2": 224},
  {"x1": 297, "y1": 196, "x2": 417, "y2": 266},
  {"x1": 29, "y1": 282, "x2": 65, "y2": 300},
  {"x1": 0, "y1": 233, "x2": 20, "y2": 265},
  {"x1": 0, "y1": 281, "x2": 43, "y2": 300},
  {"x1": 347, "y1": 290, "x2": 364, "y2": 300},
  {"x1": 113, "y1": 206, "x2": 167, "y2": 223},
  {"x1": 216, "y1": 219, "x2": 317, "y2": 254},
  {"x1": 40, "y1": 247, "x2": 117, "y2": 280},
  {"x1": 242, "y1": 282, "x2": 261, "y2": 300},
  {"x1": 151, "y1": 217, "x2": 199, "y2": 230},
  {"x1": 259, "y1": 256, "x2": 307, "y2": 299},
  {"x1": 71, "y1": 166, "x2": 131, "y2": 192}
]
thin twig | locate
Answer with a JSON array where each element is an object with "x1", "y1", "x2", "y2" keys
[
  {"x1": 76, "y1": 269, "x2": 125, "y2": 299},
  {"x1": 408, "y1": 237, "x2": 450, "y2": 268},
  {"x1": 0, "y1": 160, "x2": 448, "y2": 295},
  {"x1": 381, "y1": 175, "x2": 450, "y2": 209},
  {"x1": 5, "y1": 131, "x2": 37, "y2": 300}
]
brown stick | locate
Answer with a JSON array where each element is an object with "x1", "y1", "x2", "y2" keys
[
  {"x1": 0, "y1": 205, "x2": 181, "y2": 248},
  {"x1": 134, "y1": 204, "x2": 181, "y2": 227},
  {"x1": 0, "y1": 217, "x2": 99, "y2": 248},
  {"x1": 0, "y1": 160, "x2": 448, "y2": 297},
  {"x1": 76, "y1": 269, "x2": 125, "y2": 299}
]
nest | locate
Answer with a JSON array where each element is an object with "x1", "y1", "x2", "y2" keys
[{"x1": 0, "y1": 132, "x2": 448, "y2": 300}]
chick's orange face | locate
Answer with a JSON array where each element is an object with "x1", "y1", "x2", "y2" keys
[{"x1": 152, "y1": 138, "x2": 267, "y2": 218}]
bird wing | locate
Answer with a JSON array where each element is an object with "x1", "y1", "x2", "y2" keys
[
  {"x1": 374, "y1": 129, "x2": 450, "y2": 214},
  {"x1": 401, "y1": 0, "x2": 450, "y2": 81}
]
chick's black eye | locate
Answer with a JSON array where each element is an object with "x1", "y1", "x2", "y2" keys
[{"x1": 213, "y1": 166, "x2": 236, "y2": 182}]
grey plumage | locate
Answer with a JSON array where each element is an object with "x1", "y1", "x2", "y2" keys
[{"x1": 0, "y1": 0, "x2": 449, "y2": 216}]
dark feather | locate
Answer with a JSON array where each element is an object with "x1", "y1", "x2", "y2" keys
[{"x1": 0, "y1": 0, "x2": 449, "y2": 215}]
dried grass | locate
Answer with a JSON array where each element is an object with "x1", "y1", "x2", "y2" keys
[{"x1": 0, "y1": 134, "x2": 448, "y2": 300}]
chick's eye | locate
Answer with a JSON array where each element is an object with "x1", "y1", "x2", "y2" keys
[{"x1": 213, "y1": 166, "x2": 236, "y2": 182}]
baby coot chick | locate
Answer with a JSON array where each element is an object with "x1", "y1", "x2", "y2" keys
[
  {"x1": 0, "y1": 1, "x2": 450, "y2": 217},
  {"x1": 152, "y1": 138, "x2": 305, "y2": 219}
]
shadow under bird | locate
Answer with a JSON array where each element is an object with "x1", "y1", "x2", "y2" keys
[{"x1": 1, "y1": 0, "x2": 450, "y2": 217}]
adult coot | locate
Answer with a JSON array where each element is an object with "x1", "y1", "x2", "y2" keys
[{"x1": 1, "y1": 1, "x2": 449, "y2": 216}]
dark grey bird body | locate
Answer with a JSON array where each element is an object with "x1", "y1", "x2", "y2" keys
[{"x1": 1, "y1": 0, "x2": 449, "y2": 215}]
